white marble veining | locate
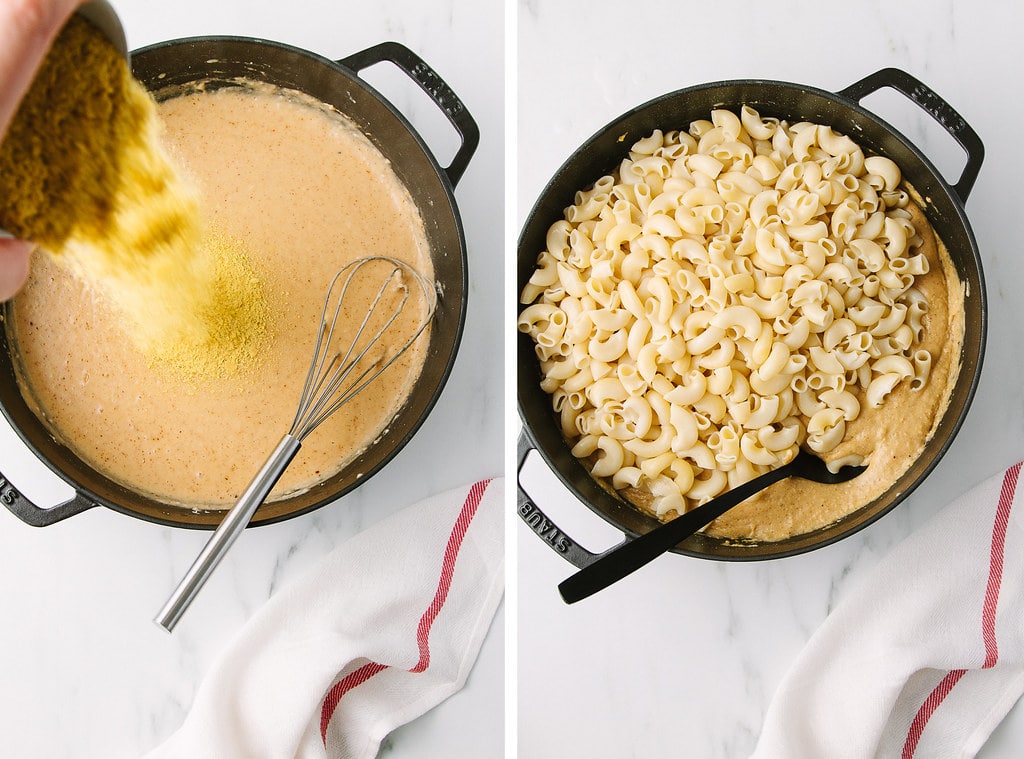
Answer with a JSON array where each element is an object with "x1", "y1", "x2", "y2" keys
[
  {"x1": 0, "y1": 0, "x2": 502, "y2": 756},
  {"x1": 517, "y1": 1, "x2": 1024, "y2": 756}
]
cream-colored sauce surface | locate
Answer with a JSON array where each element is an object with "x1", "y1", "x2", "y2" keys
[
  {"x1": 625, "y1": 201, "x2": 965, "y2": 542},
  {"x1": 8, "y1": 82, "x2": 432, "y2": 507}
]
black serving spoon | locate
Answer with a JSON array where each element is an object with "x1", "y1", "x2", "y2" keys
[{"x1": 558, "y1": 449, "x2": 867, "y2": 604}]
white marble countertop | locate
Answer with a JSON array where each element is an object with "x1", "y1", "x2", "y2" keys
[
  {"x1": 517, "y1": 1, "x2": 1024, "y2": 757},
  {"x1": 0, "y1": 0, "x2": 503, "y2": 756}
]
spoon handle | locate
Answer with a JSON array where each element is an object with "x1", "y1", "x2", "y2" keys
[{"x1": 557, "y1": 462, "x2": 794, "y2": 604}]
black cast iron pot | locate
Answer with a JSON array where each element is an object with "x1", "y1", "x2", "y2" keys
[
  {"x1": 518, "y1": 68, "x2": 986, "y2": 565},
  {"x1": 0, "y1": 37, "x2": 477, "y2": 529}
]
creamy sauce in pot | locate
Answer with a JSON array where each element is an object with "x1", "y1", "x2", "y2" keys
[{"x1": 8, "y1": 82, "x2": 433, "y2": 508}]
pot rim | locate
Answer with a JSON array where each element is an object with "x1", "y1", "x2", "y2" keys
[{"x1": 132, "y1": 34, "x2": 478, "y2": 192}]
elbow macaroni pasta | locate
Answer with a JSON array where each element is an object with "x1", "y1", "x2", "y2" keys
[{"x1": 521, "y1": 106, "x2": 939, "y2": 519}]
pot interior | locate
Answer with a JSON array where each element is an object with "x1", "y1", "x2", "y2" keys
[
  {"x1": 518, "y1": 79, "x2": 985, "y2": 559},
  {"x1": 0, "y1": 37, "x2": 467, "y2": 528}
]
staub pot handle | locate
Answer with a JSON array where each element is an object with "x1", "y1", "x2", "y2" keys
[
  {"x1": 517, "y1": 431, "x2": 611, "y2": 570},
  {"x1": 338, "y1": 41, "x2": 480, "y2": 189},
  {"x1": 0, "y1": 469, "x2": 95, "y2": 527},
  {"x1": 838, "y1": 67, "x2": 984, "y2": 205}
]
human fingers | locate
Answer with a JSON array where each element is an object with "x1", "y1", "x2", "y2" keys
[{"x1": 0, "y1": 238, "x2": 33, "y2": 300}]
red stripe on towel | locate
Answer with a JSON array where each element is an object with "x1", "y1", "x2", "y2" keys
[
  {"x1": 319, "y1": 479, "x2": 492, "y2": 745},
  {"x1": 901, "y1": 462, "x2": 1022, "y2": 758},
  {"x1": 410, "y1": 479, "x2": 486, "y2": 673},
  {"x1": 902, "y1": 669, "x2": 968, "y2": 758},
  {"x1": 982, "y1": 462, "x2": 1020, "y2": 668}
]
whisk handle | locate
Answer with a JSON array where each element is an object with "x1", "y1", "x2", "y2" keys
[{"x1": 153, "y1": 434, "x2": 302, "y2": 632}]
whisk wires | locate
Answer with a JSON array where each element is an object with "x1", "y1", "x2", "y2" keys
[{"x1": 290, "y1": 255, "x2": 438, "y2": 442}]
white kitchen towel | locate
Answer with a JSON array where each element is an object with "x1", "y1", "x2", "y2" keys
[
  {"x1": 145, "y1": 477, "x2": 504, "y2": 759},
  {"x1": 752, "y1": 462, "x2": 1024, "y2": 759}
]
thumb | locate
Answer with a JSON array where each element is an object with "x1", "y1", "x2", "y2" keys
[{"x1": 0, "y1": 238, "x2": 32, "y2": 300}]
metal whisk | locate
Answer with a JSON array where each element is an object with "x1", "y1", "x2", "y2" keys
[{"x1": 155, "y1": 255, "x2": 437, "y2": 631}]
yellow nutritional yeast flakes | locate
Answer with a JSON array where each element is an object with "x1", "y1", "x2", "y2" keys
[{"x1": 0, "y1": 15, "x2": 269, "y2": 381}]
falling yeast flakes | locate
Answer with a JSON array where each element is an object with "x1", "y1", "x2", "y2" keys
[
  {"x1": 0, "y1": 15, "x2": 199, "y2": 265},
  {"x1": 0, "y1": 15, "x2": 270, "y2": 382}
]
